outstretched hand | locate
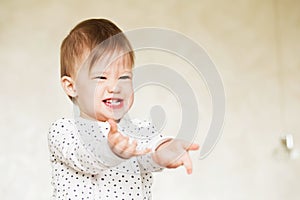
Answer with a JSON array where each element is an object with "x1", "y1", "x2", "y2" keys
[
  {"x1": 152, "y1": 139, "x2": 199, "y2": 174},
  {"x1": 107, "y1": 119, "x2": 151, "y2": 159}
]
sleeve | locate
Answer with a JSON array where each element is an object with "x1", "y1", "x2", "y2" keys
[
  {"x1": 130, "y1": 120, "x2": 172, "y2": 173},
  {"x1": 48, "y1": 118, "x2": 126, "y2": 174}
]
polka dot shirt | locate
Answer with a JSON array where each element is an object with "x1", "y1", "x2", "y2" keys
[{"x1": 48, "y1": 117, "x2": 167, "y2": 200}]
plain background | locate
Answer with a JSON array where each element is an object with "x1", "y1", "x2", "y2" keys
[{"x1": 0, "y1": 0, "x2": 299, "y2": 199}]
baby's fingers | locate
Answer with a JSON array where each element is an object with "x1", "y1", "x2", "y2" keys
[
  {"x1": 123, "y1": 140, "x2": 151, "y2": 158},
  {"x1": 182, "y1": 154, "x2": 193, "y2": 175},
  {"x1": 117, "y1": 139, "x2": 137, "y2": 158},
  {"x1": 133, "y1": 143, "x2": 151, "y2": 156},
  {"x1": 108, "y1": 131, "x2": 123, "y2": 146},
  {"x1": 113, "y1": 136, "x2": 130, "y2": 155},
  {"x1": 108, "y1": 119, "x2": 118, "y2": 134},
  {"x1": 186, "y1": 143, "x2": 200, "y2": 151}
]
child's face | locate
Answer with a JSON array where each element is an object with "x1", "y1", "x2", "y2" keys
[{"x1": 74, "y1": 54, "x2": 134, "y2": 122}]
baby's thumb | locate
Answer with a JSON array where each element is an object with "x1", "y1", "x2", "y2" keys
[{"x1": 108, "y1": 119, "x2": 118, "y2": 134}]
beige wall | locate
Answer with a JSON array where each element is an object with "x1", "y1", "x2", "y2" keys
[{"x1": 0, "y1": 0, "x2": 299, "y2": 199}]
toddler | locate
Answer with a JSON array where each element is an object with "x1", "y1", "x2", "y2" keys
[{"x1": 48, "y1": 18, "x2": 199, "y2": 200}]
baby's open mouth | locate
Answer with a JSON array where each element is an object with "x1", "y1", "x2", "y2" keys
[{"x1": 102, "y1": 98, "x2": 124, "y2": 109}]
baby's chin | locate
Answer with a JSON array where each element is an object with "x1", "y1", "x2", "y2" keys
[
  {"x1": 107, "y1": 107, "x2": 131, "y2": 121},
  {"x1": 96, "y1": 112, "x2": 127, "y2": 122}
]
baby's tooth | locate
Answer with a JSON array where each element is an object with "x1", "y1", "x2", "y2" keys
[{"x1": 105, "y1": 99, "x2": 121, "y2": 106}]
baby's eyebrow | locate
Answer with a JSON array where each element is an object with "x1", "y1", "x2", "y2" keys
[
  {"x1": 89, "y1": 72, "x2": 107, "y2": 78},
  {"x1": 90, "y1": 70, "x2": 132, "y2": 77},
  {"x1": 90, "y1": 70, "x2": 107, "y2": 74},
  {"x1": 121, "y1": 70, "x2": 132, "y2": 74}
]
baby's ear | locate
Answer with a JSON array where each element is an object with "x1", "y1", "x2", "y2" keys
[{"x1": 61, "y1": 76, "x2": 77, "y2": 97}]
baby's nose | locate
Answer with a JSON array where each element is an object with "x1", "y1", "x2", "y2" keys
[{"x1": 107, "y1": 82, "x2": 121, "y2": 93}]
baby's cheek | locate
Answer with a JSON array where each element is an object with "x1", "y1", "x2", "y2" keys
[
  {"x1": 124, "y1": 89, "x2": 134, "y2": 110},
  {"x1": 94, "y1": 85, "x2": 105, "y2": 96},
  {"x1": 122, "y1": 82, "x2": 134, "y2": 95},
  {"x1": 128, "y1": 93, "x2": 134, "y2": 107}
]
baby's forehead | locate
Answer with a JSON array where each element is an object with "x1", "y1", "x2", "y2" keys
[
  {"x1": 74, "y1": 45, "x2": 133, "y2": 77},
  {"x1": 91, "y1": 63, "x2": 132, "y2": 74},
  {"x1": 89, "y1": 53, "x2": 133, "y2": 74}
]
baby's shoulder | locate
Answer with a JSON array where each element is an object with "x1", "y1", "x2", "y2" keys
[
  {"x1": 49, "y1": 117, "x2": 76, "y2": 132},
  {"x1": 123, "y1": 118, "x2": 158, "y2": 138},
  {"x1": 50, "y1": 117, "x2": 75, "y2": 126}
]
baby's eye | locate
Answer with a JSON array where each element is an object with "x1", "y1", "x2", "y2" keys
[
  {"x1": 95, "y1": 76, "x2": 107, "y2": 80},
  {"x1": 119, "y1": 75, "x2": 131, "y2": 80}
]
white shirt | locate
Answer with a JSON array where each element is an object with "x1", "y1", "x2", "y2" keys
[{"x1": 48, "y1": 117, "x2": 166, "y2": 200}]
